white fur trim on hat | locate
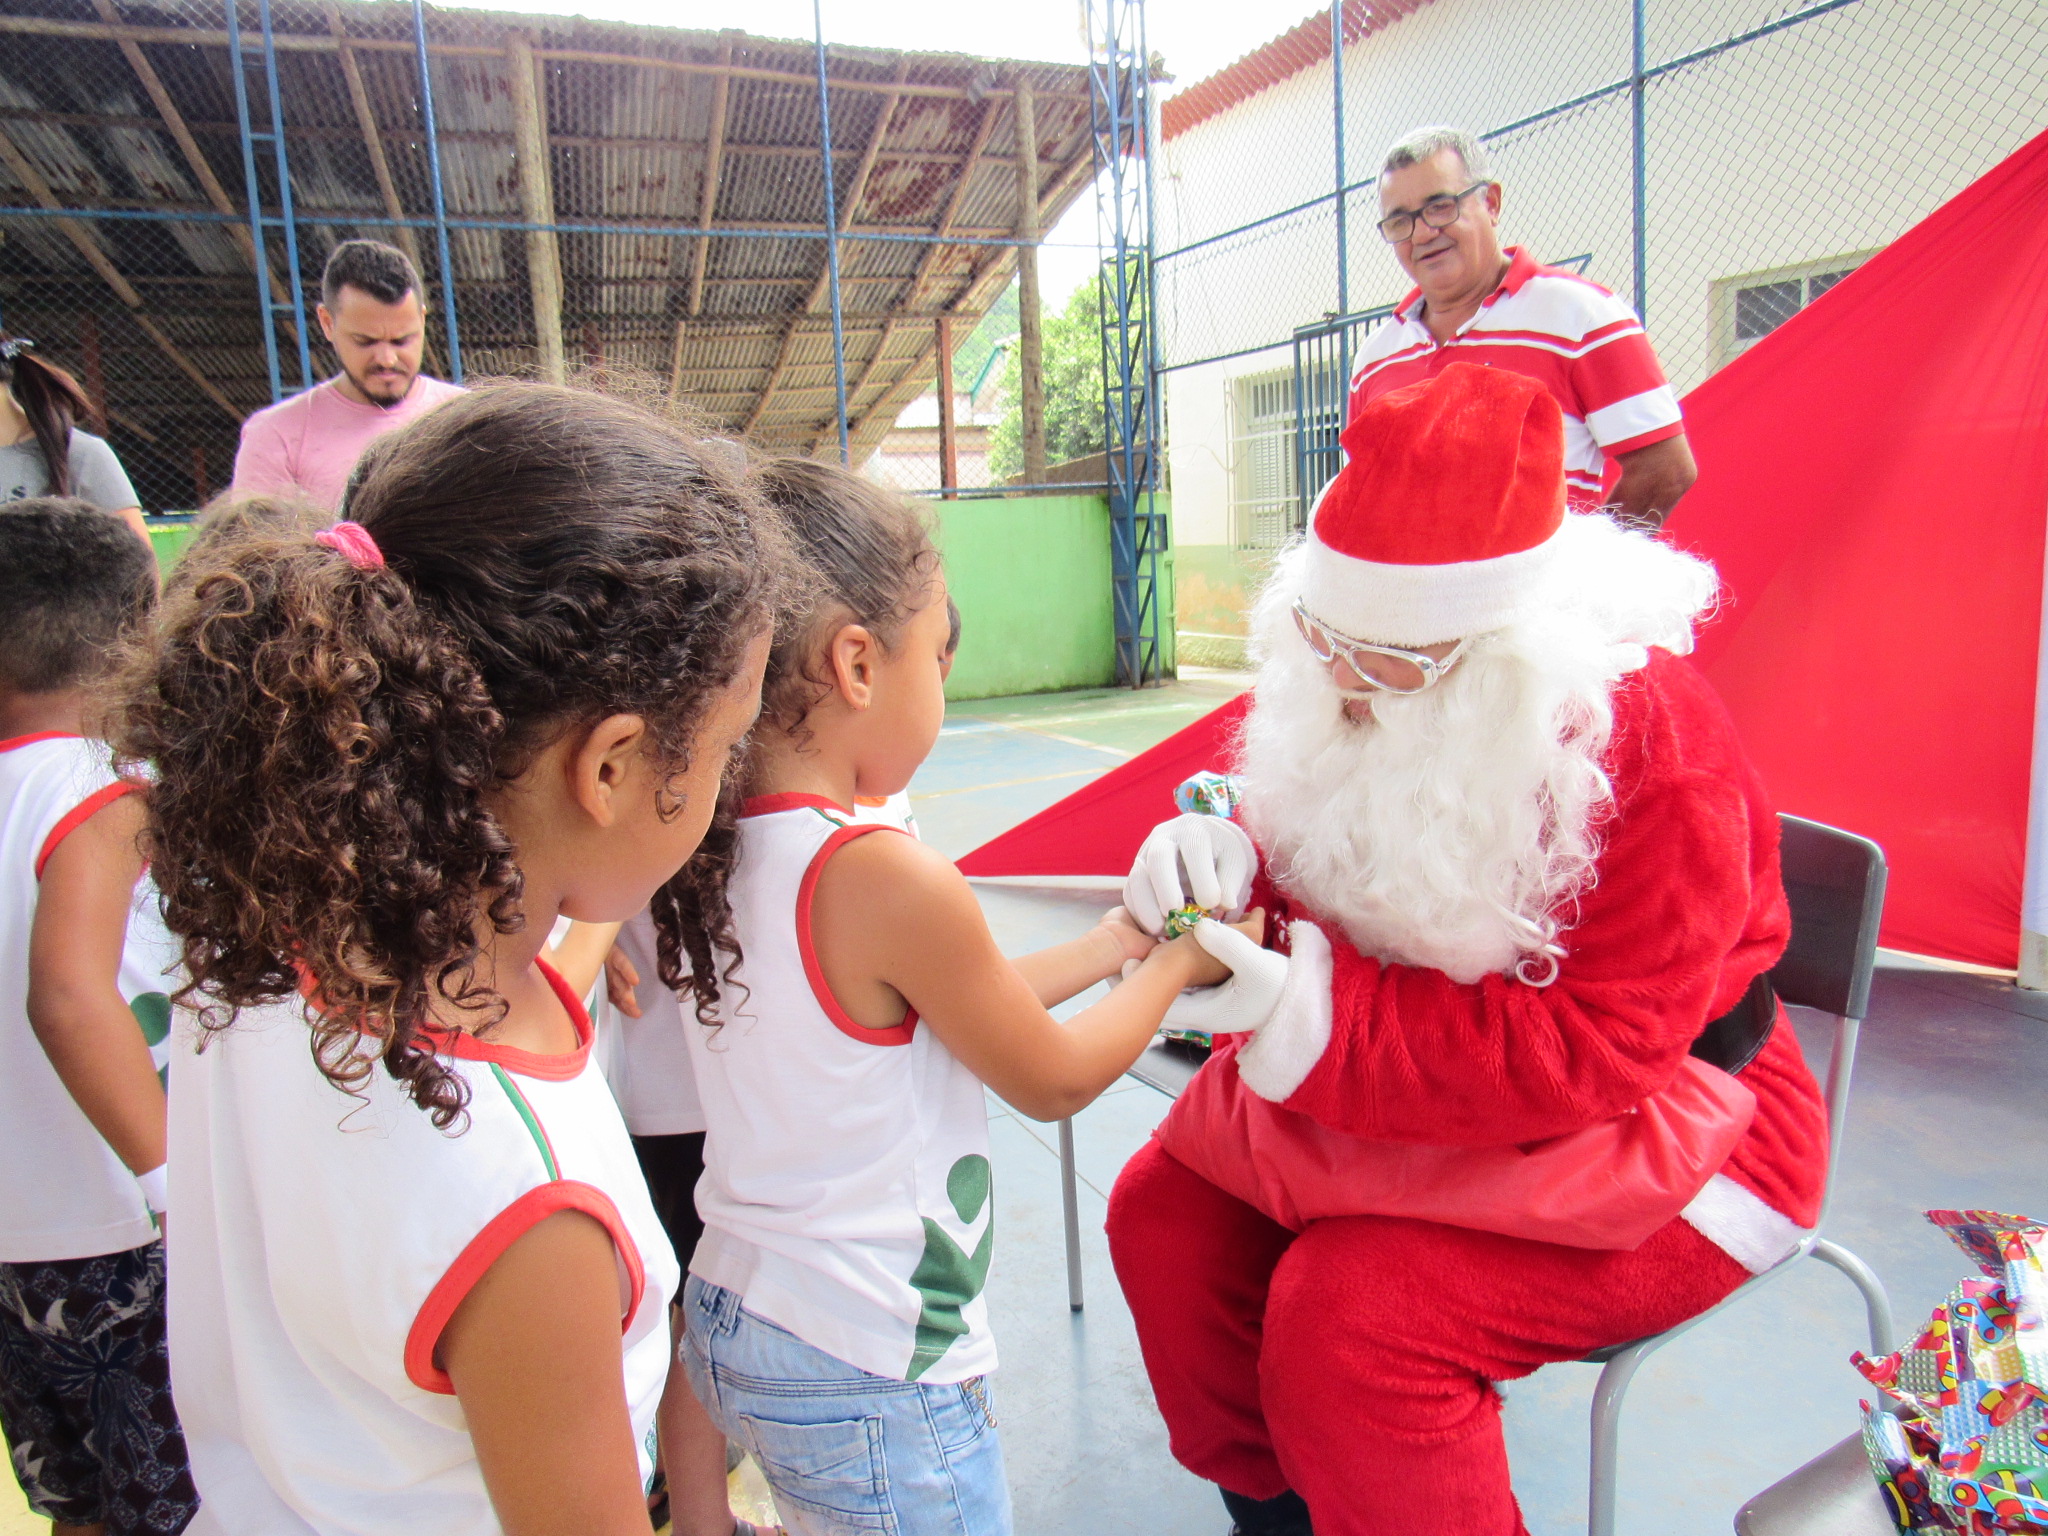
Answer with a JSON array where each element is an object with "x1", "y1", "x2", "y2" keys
[{"x1": 1299, "y1": 522, "x2": 1567, "y2": 648}]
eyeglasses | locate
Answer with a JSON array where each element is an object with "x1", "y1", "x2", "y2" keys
[
  {"x1": 1292, "y1": 600, "x2": 1469, "y2": 695},
  {"x1": 1377, "y1": 182, "x2": 1491, "y2": 244}
]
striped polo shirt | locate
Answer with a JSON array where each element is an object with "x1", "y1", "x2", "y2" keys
[{"x1": 1349, "y1": 247, "x2": 1684, "y2": 506}]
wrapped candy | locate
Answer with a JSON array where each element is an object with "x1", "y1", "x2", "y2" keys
[
  {"x1": 1164, "y1": 901, "x2": 1208, "y2": 939},
  {"x1": 1854, "y1": 1211, "x2": 2048, "y2": 1532},
  {"x1": 1174, "y1": 770, "x2": 1243, "y2": 820}
]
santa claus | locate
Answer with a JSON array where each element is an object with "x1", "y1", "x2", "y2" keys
[{"x1": 1106, "y1": 362, "x2": 1827, "y2": 1536}]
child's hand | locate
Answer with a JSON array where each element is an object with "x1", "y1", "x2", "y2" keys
[
  {"x1": 604, "y1": 945, "x2": 642, "y2": 1020},
  {"x1": 1091, "y1": 905, "x2": 1159, "y2": 971},
  {"x1": 1148, "y1": 908, "x2": 1266, "y2": 989}
]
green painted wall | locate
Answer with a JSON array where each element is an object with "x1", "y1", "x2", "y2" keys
[
  {"x1": 933, "y1": 493, "x2": 1175, "y2": 702},
  {"x1": 1172, "y1": 544, "x2": 1270, "y2": 669},
  {"x1": 144, "y1": 517, "x2": 196, "y2": 573},
  {"x1": 144, "y1": 504, "x2": 1171, "y2": 705}
]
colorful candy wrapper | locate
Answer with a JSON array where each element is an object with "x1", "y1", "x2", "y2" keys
[
  {"x1": 1159, "y1": 773, "x2": 1246, "y2": 1050},
  {"x1": 1854, "y1": 1211, "x2": 2048, "y2": 1532},
  {"x1": 1174, "y1": 770, "x2": 1243, "y2": 820}
]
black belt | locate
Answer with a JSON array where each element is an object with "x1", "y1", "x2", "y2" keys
[{"x1": 1689, "y1": 971, "x2": 1777, "y2": 1075}]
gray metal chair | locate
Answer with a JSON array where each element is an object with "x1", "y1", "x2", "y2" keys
[
  {"x1": 1062, "y1": 814, "x2": 1898, "y2": 1530},
  {"x1": 1583, "y1": 814, "x2": 1895, "y2": 1536},
  {"x1": 1731, "y1": 1431, "x2": 1898, "y2": 1535}
]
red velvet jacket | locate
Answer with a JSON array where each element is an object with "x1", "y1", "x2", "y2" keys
[{"x1": 1217, "y1": 649, "x2": 1828, "y2": 1235}]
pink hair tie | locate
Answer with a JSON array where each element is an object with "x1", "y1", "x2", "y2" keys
[{"x1": 314, "y1": 521, "x2": 385, "y2": 570}]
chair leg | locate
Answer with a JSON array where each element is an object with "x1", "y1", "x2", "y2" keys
[
  {"x1": 1811, "y1": 1239, "x2": 1895, "y2": 1357},
  {"x1": 1058, "y1": 1117, "x2": 1084, "y2": 1311},
  {"x1": 1587, "y1": 1343, "x2": 1651, "y2": 1536}
]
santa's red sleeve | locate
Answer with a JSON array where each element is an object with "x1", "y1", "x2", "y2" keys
[{"x1": 1227, "y1": 653, "x2": 1803, "y2": 1158}]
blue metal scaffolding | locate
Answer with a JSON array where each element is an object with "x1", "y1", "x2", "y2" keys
[
  {"x1": 231, "y1": 0, "x2": 463, "y2": 402},
  {"x1": 1087, "y1": 0, "x2": 1167, "y2": 689}
]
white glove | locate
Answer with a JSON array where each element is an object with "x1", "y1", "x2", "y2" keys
[
  {"x1": 1160, "y1": 918, "x2": 1289, "y2": 1035},
  {"x1": 1123, "y1": 815, "x2": 1258, "y2": 937}
]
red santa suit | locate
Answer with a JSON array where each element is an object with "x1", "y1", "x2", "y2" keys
[{"x1": 1104, "y1": 366, "x2": 1828, "y2": 1536}]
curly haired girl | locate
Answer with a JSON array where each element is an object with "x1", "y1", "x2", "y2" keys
[
  {"x1": 113, "y1": 382, "x2": 785, "y2": 1536},
  {"x1": 654, "y1": 459, "x2": 1259, "y2": 1535}
]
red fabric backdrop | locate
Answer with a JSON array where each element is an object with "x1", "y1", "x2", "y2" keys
[
  {"x1": 962, "y1": 128, "x2": 2048, "y2": 966},
  {"x1": 1665, "y1": 125, "x2": 2048, "y2": 967}
]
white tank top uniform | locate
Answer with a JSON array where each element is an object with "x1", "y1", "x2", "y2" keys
[
  {"x1": 169, "y1": 959, "x2": 680, "y2": 1536},
  {"x1": 688, "y1": 793, "x2": 996, "y2": 1385},
  {"x1": 0, "y1": 732, "x2": 177, "y2": 1264},
  {"x1": 601, "y1": 909, "x2": 706, "y2": 1138}
]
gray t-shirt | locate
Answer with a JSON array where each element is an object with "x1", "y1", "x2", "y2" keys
[{"x1": 0, "y1": 429, "x2": 140, "y2": 511}]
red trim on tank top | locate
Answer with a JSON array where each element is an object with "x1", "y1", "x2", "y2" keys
[
  {"x1": 293, "y1": 957, "x2": 594, "y2": 1080},
  {"x1": 0, "y1": 731, "x2": 83, "y2": 753},
  {"x1": 403, "y1": 1180, "x2": 647, "y2": 1394},
  {"x1": 34, "y1": 780, "x2": 140, "y2": 880},
  {"x1": 741, "y1": 792, "x2": 853, "y2": 820},
  {"x1": 796, "y1": 823, "x2": 917, "y2": 1046},
  {"x1": 418, "y1": 959, "x2": 594, "y2": 1080}
]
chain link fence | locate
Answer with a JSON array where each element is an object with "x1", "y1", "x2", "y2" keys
[
  {"x1": 0, "y1": 0, "x2": 1102, "y2": 514},
  {"x1": 1154, "y1": 0, "x2": 2048, "y2": 553}
]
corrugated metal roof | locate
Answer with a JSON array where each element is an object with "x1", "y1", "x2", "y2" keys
[{"x1": 0, "y1": 0, "x2": 1096, "y2": 504}]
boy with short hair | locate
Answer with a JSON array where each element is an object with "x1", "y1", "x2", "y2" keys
[{"x1": 0, "y1": 497, "x2": 197, "y2": 1535}]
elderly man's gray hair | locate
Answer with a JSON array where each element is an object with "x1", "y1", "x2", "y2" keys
[{"x1": 1381, "y1": 126, "x2": 1492, "y2": 182}]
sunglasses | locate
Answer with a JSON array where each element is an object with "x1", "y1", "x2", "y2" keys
[{"x1": 1291, "y1": 600, "x2": 1470, "y2": 695}]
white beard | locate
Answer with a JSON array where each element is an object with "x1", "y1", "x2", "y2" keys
[{"x1": 1237, "y1": 514, "x2": 1719, "y2": 984}]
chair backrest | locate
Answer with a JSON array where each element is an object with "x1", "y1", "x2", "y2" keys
[{"x1": 1770, "y1": 814, "x2": 1888, "y2": 1022}]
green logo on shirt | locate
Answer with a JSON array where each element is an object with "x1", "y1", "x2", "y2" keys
[
  {"x1": 128, "y1": 992, "x2": 171, "y2": 1046},
  {"x1": 906, "y1": 1154, "x2": 993, "y2": 1381}
]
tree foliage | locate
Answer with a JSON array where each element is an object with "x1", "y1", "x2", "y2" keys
[{"x1": 988, "y1": 275, "x2": 1106, "y2": 482}]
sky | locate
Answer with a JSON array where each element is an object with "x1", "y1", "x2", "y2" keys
[{"x1": 436, "y1": 0, "x2": 1324, "y2": 302}]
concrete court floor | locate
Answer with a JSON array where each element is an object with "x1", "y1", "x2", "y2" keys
[{"x1": 918, "y1": 676, "x2": 2048, "y2": 1536}]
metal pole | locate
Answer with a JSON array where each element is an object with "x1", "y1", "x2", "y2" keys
[
  {"x1": 411, "y1": 0, "x2": 464, "y2": 383},
  {"x1": 224, "y1": 0, "x2": 282, "y2": 403},
  {"x1": 2019, "y1": 523, "x2": 2048, "y2": 988},
  {"x1": 1631, "y1": 0, "x2": 1648, "y2": 322},
  {"x1": 1331, "y1": 0, "x2": 1349, "y2": 317},
  {"x1": 256, "y1": 0, "x2": 311, "y2": 389},
  {"x1": 1058, "y1": 1117, "x2": 1084, "y2": 1311},
  {"x1": 1137, "y1": 0, "x2": 1164, "y2": 682},
  {"x1": 813, "y1": 0, "x2": 850, "y2": 464}
]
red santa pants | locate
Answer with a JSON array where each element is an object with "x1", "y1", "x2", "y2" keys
[{"x1": 1107, "y1": 1141, "x2": 1750, "y2": 1536}]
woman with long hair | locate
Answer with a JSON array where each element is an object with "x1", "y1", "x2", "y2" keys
[{"x1": 0, "y1": 335, "x2": 146, "y2": 540}]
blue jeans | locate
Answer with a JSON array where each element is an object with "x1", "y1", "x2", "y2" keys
[{"x1": 681, "y1": 1275, "x2": 1012, "y2": 1536}]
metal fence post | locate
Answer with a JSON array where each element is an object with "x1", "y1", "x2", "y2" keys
[
  {"x1": 1332, "y1": 0, "x2": 1349, "y2": 318},
  {"x1": 813, "y1": 0, "x2": 850, "y2": 464},
  {"x1": 1631, "y1": 0, "x2": 1648, "y2": 323},
  {"x1": 411, "y1": 0, "x2": 463, "y2": 383}
]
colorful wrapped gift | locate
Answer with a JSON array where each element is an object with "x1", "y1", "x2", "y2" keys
[{"x1": 1854, "y1": 1210, "x2": 2048, "y2": 1532}]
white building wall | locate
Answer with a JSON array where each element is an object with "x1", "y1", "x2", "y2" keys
[{"x1": 1161, "y1": 0, "x2": 2048, "y2": 553}]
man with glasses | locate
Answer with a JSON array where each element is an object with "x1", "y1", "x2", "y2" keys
[
  {"x1": 1350, "y1": 125, "x2": 1696, "y2": 529},
  {"x1": 1105, "y1": 364, "x2": 1824, "y2": 1536}
]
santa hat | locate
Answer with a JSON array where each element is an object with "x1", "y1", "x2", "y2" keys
[{"x1": 1299, "y1": 361, "x2": 1567, "y2": 647}]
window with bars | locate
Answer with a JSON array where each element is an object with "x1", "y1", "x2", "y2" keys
[
  {"x1": 1715, "y1": 255, "x2": 1871, "y2": 365},
  {"x1": 1231, "y1": 371, "x2": 1299, "y2": 552}
]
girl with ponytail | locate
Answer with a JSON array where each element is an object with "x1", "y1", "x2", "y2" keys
[
  {"x1": 0, "y1": 336, "x2": 145, "y2": 539},
  {"x1": 114, "y1": 381, "x2": 789, "y2": 1535}
]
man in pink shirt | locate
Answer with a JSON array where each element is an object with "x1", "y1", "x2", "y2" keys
[{"x1": 231, "y1": 241, "x2": 465, "y2": 510}]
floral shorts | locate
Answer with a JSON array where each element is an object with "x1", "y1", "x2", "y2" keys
[{"x1": 0, "y1": 1241, "x2": 198, "y2": 1534}]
